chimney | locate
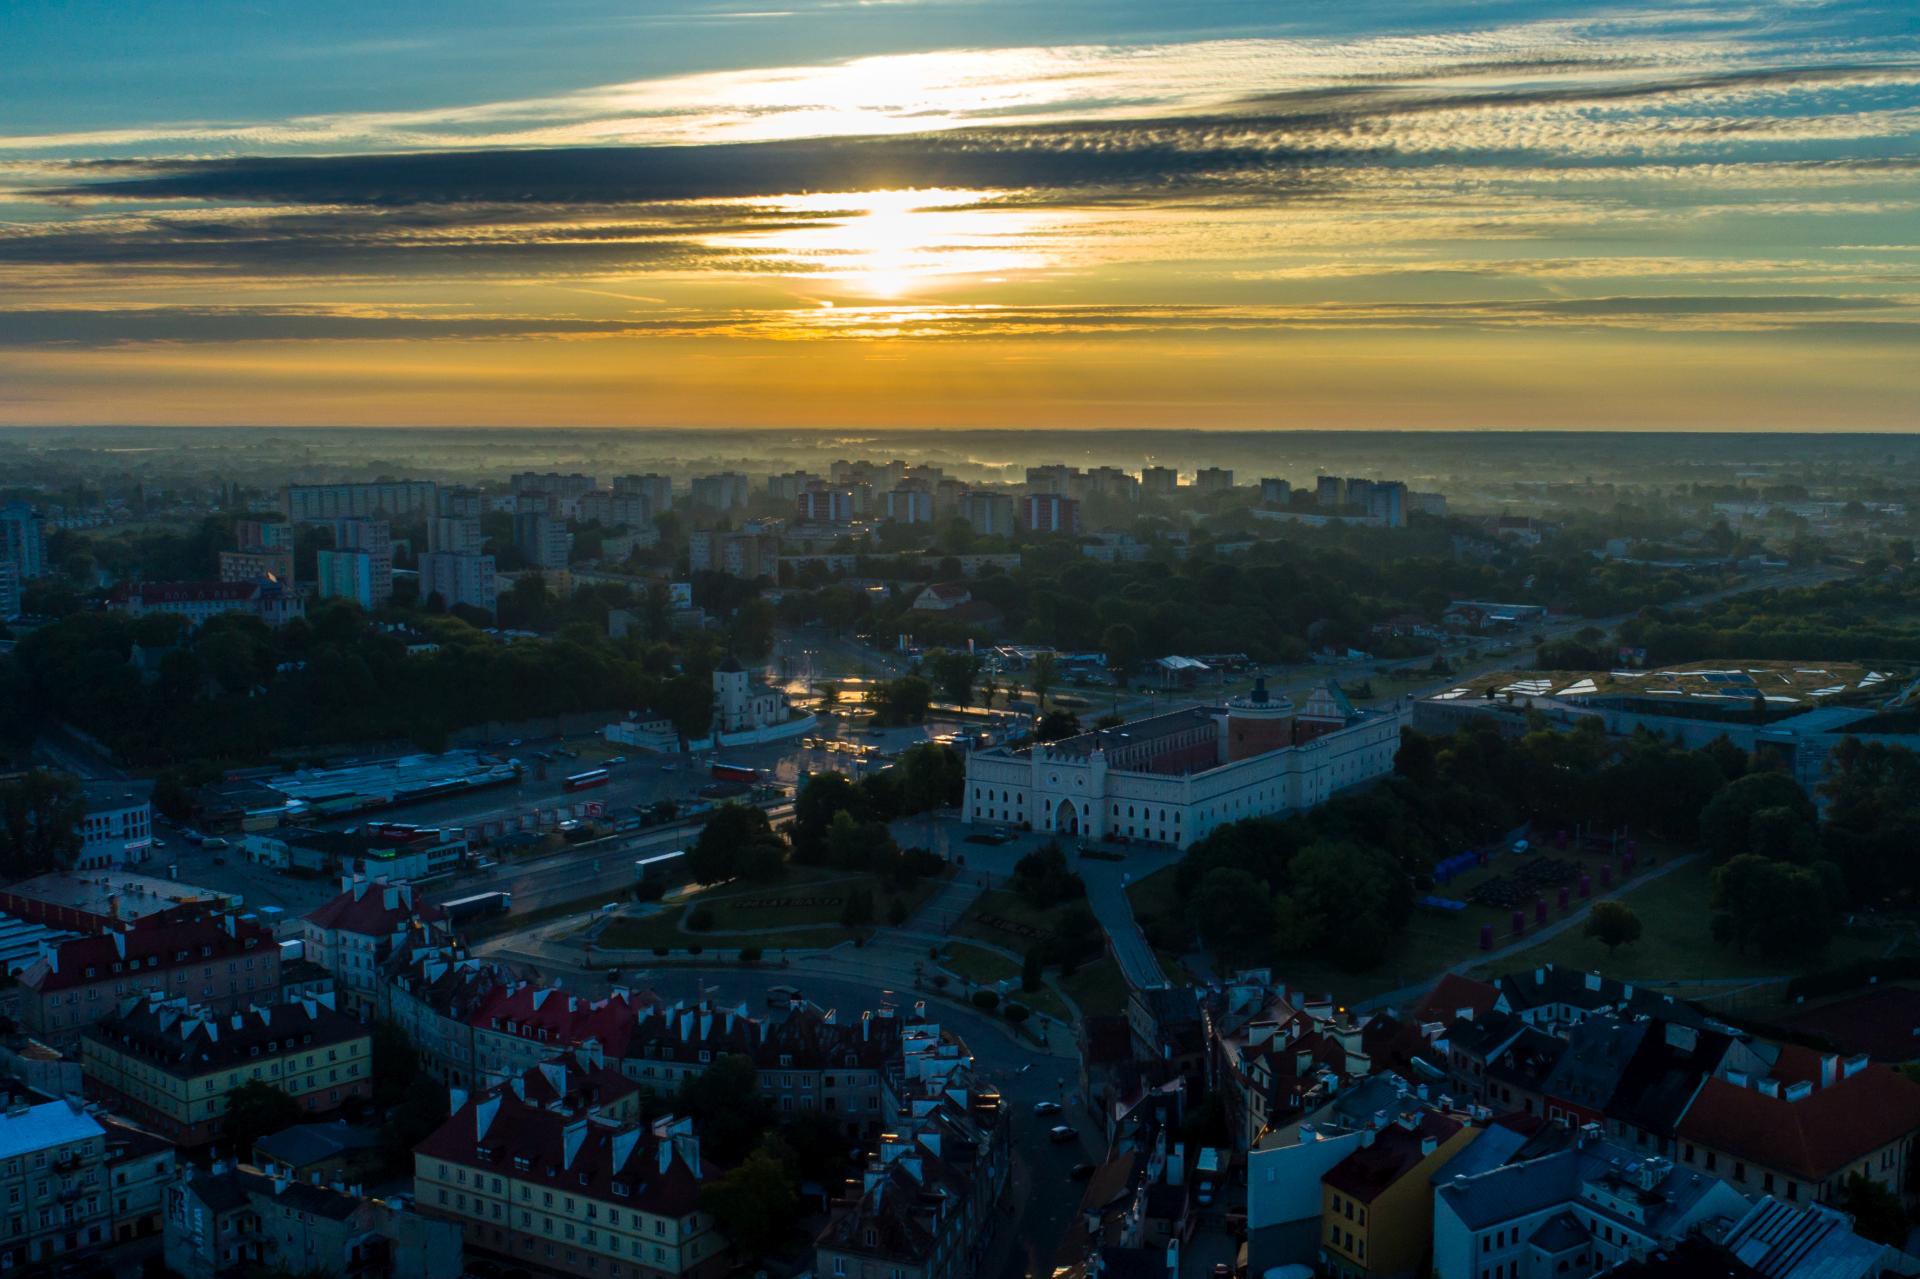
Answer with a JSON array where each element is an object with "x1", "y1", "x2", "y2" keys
[
  {"x1": 1421, "y1": 1136, "x2": 1438, "y2": 1157},
  {"x1": 1534, "y1": 967, "x2": 1545, "y2": 985},
  {"x1": 1757, "y1": 1078, "x2": 1780, "y2": 1098},
  {"x1": 475, "y1": 1094, "x2": 501, "y2": 1141},
  {"x1": 1843, "y1": 1053, "x2": 1870, "y2": 1079},
  {"x1": 611, "y1": 1127, "x2": 639, "y2": 1173},
  {"x1": 562, "y1": 1117, "x2": 589, "y2": 1170},
  {"x1": 1784, "y1": 1081, "x2": 1813, "y2": 1102},
  {"x1": 1820, "y1": 1055, "x2": 1839, "y2": 1088}
]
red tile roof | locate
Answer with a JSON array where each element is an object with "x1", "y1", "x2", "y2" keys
[
  {"x1": 468, "y1": 984, "x2": 657, "y2": 1056},
  {"x1": 1677, "y1": 1066, "x2": 1920, "y2": 1181},
  {"x1": 416, "y1": 1073, "x2": 711, "y2": 1217},
  {"x1": 18, "y1": 911, "x2": 274, "y2": 995},
  {"x1": 303, "y1": 881, "x2": 442, "y2": 936},
  {"x1": 1323, "y1": 1113, "x2": 1463, "y2": 1203},
  {"x1": 1416, "y1": 974, "x2": 1503, "y2": 1024}
]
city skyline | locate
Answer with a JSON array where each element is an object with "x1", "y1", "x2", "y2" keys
[{"x1": 3, "y1": 0, "x2": 1917, "y2": 429}]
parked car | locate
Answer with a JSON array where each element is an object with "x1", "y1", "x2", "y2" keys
[
  {"x1": 608, "y1": 756, "x2": 627, "y2": 765},
  {"x1": 1033, "y1": 1101, "x2": 1061, "y2": 1116},
  {"x1": 1048, "y1": 1125, "x2": 1077, "y2": 1143},
  {"x1": 200, "y1": 837, "x2": 230, "y2": 851},
  {"x1": 1069, "y1": 1163, "x2": 1095, "y2": 1181}
]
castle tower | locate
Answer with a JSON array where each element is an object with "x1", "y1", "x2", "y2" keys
[{"x1": 1224, "y1": 676, "x2": 1296, "y2": 761}]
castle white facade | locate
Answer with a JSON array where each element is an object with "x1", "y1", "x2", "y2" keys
[{"x1": 963, "y1": 682, "x2": 1404, "y2": 849}]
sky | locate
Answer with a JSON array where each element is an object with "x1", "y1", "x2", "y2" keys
[{"x1": 2, "y1": 0, "x2": 1917, "y2": 430}]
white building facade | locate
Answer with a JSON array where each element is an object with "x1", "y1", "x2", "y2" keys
[{"x1": 963, "y1": 684, "x2": 1403, "y2": 850}]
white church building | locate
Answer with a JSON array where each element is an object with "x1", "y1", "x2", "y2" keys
[{"x1": 963, "y1": 680, "x2": 1404, "y2": 849}]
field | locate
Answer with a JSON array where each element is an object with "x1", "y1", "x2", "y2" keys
[
  {"x1": 1469, "y1": 855, "x2": 1893, "y2": 988},
  {"x1": 596, "y1": 864, "x2": 949, "y2": 952},
  {"x1": 1127, "y1": 847, "x2": 1900, "y2": 1009}
]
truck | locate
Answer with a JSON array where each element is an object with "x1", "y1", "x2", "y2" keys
[
  {"x1": 709, "y1": 761, "x2": 759, "y2": 784},
  {"x1": 438, "y1": 891, "x2": 512, "y2": 925}
]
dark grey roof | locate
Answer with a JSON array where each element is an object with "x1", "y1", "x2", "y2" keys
[
  {"x1": 1436, "y1": 1150, "x2": 1580, "y2": 1230},
  {"x1": 1529, "y1": 1211, "x2": 1590, "y2": 1254},
  {"x1": 253, "y1": 1119, "x2": 381, "y2": 1169},
  {"x1": 1539, "y1": 1017, "x2": 1649, "y2": 1111}
]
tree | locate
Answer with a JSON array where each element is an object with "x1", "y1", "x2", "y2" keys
[
  {"x1": 1187, "y1": 867, "x2": 1276, "y2": 966},
  {"x1": 1584, "y1": 901, "x2": 1644, "y2": 956},
  {"x1": 1840, "y1": 1173, "x2": 1911, "y2": 1245},
  {"x1": 897, "y1": 742, "x2": 965, "y2": 813},
  {"x1": 874, "y1": 675, "x2": 932, "y2": 725},
  {"x1": 1710, "y1": 854, "x2": 1843, "y2": 958},
  {"x1": 928, "y1": 650, "x2": 982, "y2": 707},
  {"x1": 840, "y1": 886, "x2": 876, "y2": 933},
  {"x1": 699, "y1": 1148, "x2": 799, "y2": 1259},
  {"x1": 1031, "y1": 652, "x2": 1057, "y2": 711},
  {"x1": 370, "y1": 1021, "x2": 421, "y2": 1109},
  {"x1": 379, "y1": 1072, "x2": 449, "y2": 1176},
  {"x1": 221, "y1": 1081, "x2": 302, "y2": 1158},
  {"x1": 1011, "y1": 844, "x2": 1083, "y2": 909},
  {"x1": 1035, "y1": 708, "x2": 1081, "y2": 742},
  {"x1": 1021, "y1": 948, "x2": 1043, "y2": 991},
  {"x1": 1101, "y1": 624, "x2": 1140, "y2": 680},
  {"x1": 1700, "y1": 770, "x2": 1816, "y2": 864},
  {"x1": 676, "y1": 1054, "x2": 773, "y2": 1164},
  {"x1": 0, "y1": 770, "x2": 84, "y2": 879},
  {"x1": 686, "y1": 804, "x2": 786, "y2": 884}
]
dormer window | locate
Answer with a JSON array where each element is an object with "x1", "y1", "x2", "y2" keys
[
  {"x1": 780, "y1": 1054, "x2": 793, "y2": 1068},
  {"x1": 865, "y1": 1229, "x2": 878, "y2": 1247},
  {"x1": 611, "y1": 1182, "x2": 629, "y2": 1197}
]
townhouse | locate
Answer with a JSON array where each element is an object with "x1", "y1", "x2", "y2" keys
[
  {"x1": 302, "y1": 876, "x2": 445, "y2": 1018},
  {"x1": 15, "y1": 909, "x2": 280, "y2": 1041},
  {"x1": 1319, "y1": 1110, "x2": 1477, "y2": 1279},
  {"x1": 164, "y1": 1161, "x2": 461, "y2": 1279},
  {"x1": 1431, "y1": 1128, "x2": 1751, "y2": 1279},
  {"x1": 414, "y1": 1056, "x2": 727, "y2": 1279},
  {"x1": 0, "y1": 1097, "x2": 110, "y2": 1269},
  {"x1": 815, "y1": 1085, "x2": 1010, "y2": 1279},
  {"x1": 101, "y1": 1115, "x2": 175, "y2": 1243},
  {"x1": 80, "y1": 993, "x2": 372, "y2": 1147},
  {"x1": 385, "y1": 949, "x2": 510, "y2": 1089},
  {"x1": 1676, "y1": 1047, "x2": 1920, "y2": 1206},
  {"x1": 470, "y1": 983, "x2": 654, "y2": 1085}
]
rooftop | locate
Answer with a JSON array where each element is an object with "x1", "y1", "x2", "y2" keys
[
  {"x1": 0, "y1": 1098, "x2": 104, "y2": 1163},
  {"x1": 1426, "y1": 660, "x2": 1904, "y2": 718}
]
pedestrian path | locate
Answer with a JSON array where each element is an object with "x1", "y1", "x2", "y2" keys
[
  {"x1": 1083, "y1": 868, "x2": 1167, "y2": 990},
  {"x1": 1355, "y1": 852, "x2": 1699, "y2": 1013},
  {"x1": 908, "y1": 870, "x2": 990, "y2": 935}
]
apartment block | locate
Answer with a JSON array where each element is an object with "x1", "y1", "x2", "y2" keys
[
  {"x1": 81, "y1": 994, "x2": 371, "y2": 1147},
  {"x1": 0, "y1": 1098, "x2": 111, "y2": 1269},
  {"x1": 419, "y1": 551, "x2": 497, "y2": 616},
  {"x1": 285, "y1": 481, "x2": 437, "y2": 522},
  {"x1": 16, "y1": 909, "x2": 280, "y2": 1040},
  {"x1": 415, "y1": 1059, "x2": 728, "y2": 1279}
]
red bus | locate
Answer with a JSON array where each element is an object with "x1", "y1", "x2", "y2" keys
[
  {"x1": 563, "y1": 768, "x2": 611, "y2": 792},
  {"x1": 710, "y1": 762, "x2": 759, "y2": 783}
]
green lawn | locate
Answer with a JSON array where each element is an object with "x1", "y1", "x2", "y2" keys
[
  {"x1": 1059, "y1": 957, "x2": 1130, "y2": 1019},
  {"x1": 1468, "y1": 855, "x2": 1891, "y2": 987},
  {"x1": 1124, "y1": 845, "x2": 1838, "y2": 1006},
  {"x1": 594, "y1": 864, "x2": 947, "y2": 951},
  {"x1": 954, "y1": 888, "x2": 1072, "y2": 950}
]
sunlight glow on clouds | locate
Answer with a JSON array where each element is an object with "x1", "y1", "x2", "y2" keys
[{"x1": 0, "y1": 0, "x2": 1915, "y2": 427}]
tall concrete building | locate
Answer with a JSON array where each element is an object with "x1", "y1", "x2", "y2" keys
[
  {"x1": 315, "y1": 549, "x2": 380, "y2": 608},
  {"x1": 0, "y1": 502, "x2": 45, "y2": 580},
  {"x1": 284, "y1": 480, "x2": 436, "y2": 521},
  {"x1": 960, "y1": 491, "x2": 1017, "y2": 537},
  {"x1": 613, "y1": 473, "x2": 674, "y2": 510},
  {"x1": 1259, "y1": 477, "x2": 1293, "y2": 506},
  {"x1": 1141, "y1": 465, "x2": 1178, "y2": 496},
  {"x1": 687, "y1": 471, "x2": 751, "y2": 511},
  {"x1": 426, "y1": 514, "x2": 485, "y2": 555},
  {"x1": 419, "y1": 552, "x2": 498, "y2": 616},
  {"x1": 1195, "y1": 467, "x2": 1236, "y2": 493},
  {"x1": 1022, "y1": 493, "x2": 1082, "y2": 534},
  {"x1": 512, "y1": 511, "x2": 572, "y2": 571}
]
